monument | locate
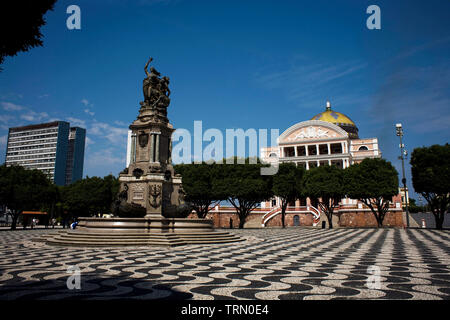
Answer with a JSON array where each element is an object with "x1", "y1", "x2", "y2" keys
[
  {"x1": 44, "y1": 58, "x2": 242, "y2": 246},
  {"x1": 116, "y1": 57, "x2": 189, "y2": 219}
]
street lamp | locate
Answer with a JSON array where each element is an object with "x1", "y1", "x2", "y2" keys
[{"x1": 396, "y1": 123, "x2": 410, "y2": 227}]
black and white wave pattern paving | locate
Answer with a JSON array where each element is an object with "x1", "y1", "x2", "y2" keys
[{"x1": 0, "y1": 228, "x2": 449, "y2": 300}]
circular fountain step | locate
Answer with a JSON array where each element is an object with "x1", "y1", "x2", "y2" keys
[{"x1": 43, "y1": 230, "x2": 243, "y2": 247}]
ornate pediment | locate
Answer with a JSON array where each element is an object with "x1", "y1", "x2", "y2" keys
[
  {"x1": 278, "y1": 120, "x2": 348, "y2": 144},
  {"x1": 287, "y1": 126, "x2": 331, "y2": 141}
]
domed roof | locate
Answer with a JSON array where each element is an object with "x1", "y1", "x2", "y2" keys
[{"x1": 311, "y1": 101, "x2": 359, "y2": 138}]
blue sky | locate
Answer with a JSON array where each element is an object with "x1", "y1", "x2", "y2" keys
[{"x1": 0, "y1": 0, "x2": 449, "y2": 201}]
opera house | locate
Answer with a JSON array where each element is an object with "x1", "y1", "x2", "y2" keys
[{"x1": 206, "y1": 101, "x2": 404, "y2": 228}]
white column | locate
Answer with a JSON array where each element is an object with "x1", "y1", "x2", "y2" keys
[
  {"x1": 131, "y1": 134, "x2": 136, "y2": 163},
  {"x1": 294, "y1": 146, "x2": 298, "y2": 157},
  {"x1": 316, "y1": 144, "x2": 319, "y2": 155},
  {"x1": 316, "y1": 160, "x2": 320, "y2": 167},
  {"x1": 327, "y1": 143, "x2": 331, "y2": 155},
  {"x1": 149, "y1": 134, "x2": 154, "y2": 162},
  {"x1": 155, "y1": 134, "x2": 160, "y2": 162},
  {"x1": 306, "y1": 162, "x2": 309, "y2": 170},
  {"x1": 341, "y1": 142, "x2": 345, "y2": 154},
  {"x1": 305, "y1": 145, "x2": 309, "y2": 156},
  {"x1": 328, "y1": 159, "x2": 331, "y2": 165}
]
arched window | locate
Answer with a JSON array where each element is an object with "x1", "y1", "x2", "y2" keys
[
  {"x1": 358, "y1": 146, "x2": 368, "y2": 151},
  {"x1": 269, "y1": 153, "x2": 277, "y2": 158}
]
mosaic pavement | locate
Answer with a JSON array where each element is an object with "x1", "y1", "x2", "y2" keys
[{"x1": 0, "y1": 228, "x2": 449, "y2": 300}]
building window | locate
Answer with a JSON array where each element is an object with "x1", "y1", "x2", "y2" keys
[
  {"x1": 330, "y1": 143, "x2": 343, "y2": 154},
  {"x1": 309, "y1": 161, "x2": 318, "y2": 168},
  {"x1": 359, "y1": 146, "x2": 369, "y2": 151},
  {"x1": 319, "y1": 144, "x2": 328, "y2": 155},
  {"x1": 272, "y1": 199, "x2": 277, "y2": 207},
  {"x1": 293, "y1": 215, "x2": 300, "y2": 226},
  {"x1": 331, "y1": 160, "x2": 343, "y2": 168},
  {"x1": 284, "y1": 147, "x2": 295, "y2": 157},
  {"x1": 269, "y1": 152, "x2": 277, "y2": 158},
  {"x1": 308, "y1": 145, "x2": 317, "y2": 155},
  {"x1": 297, "y1": 146, "x2": 306, "y2": 156}
]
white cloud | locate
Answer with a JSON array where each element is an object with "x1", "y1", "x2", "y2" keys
[
  {"x1": 2, "y1": 101, "x2": 25, "y2": 111},
  {"x1": 38, "y1": 94, "x2": 50, "y2": 99},
  {"x1": 368, "y1": 63, "x2": 450, "y2": 134},
  {"x1": 85, "y1": 136, "x2": 94, "y2": 147},
  {"x1": 84, "y1": 108, "x2": 95, "y2": 116},
  {"x1": 114, "y1": 120, "x2": 128, "y2": 126},
  {"x1": 86, "y1": 148, "x2": 124, "y2": 167},
  {"x1": 20, "y1": 111, "x2": 48, "y2": 122},
  {"x1": 66, "y1": 117, "x2": 86, "y2": 128},
  {"x1": 81, "y1": 99, "x2": 89, "y2": 106},
  {"x1": 90, "y1": 121, "x2": 128, "y2": 144},
  {"x1": 0, "y1": 135, "x2": 7, "y2": 147},
  {"x1": 0, "y1": 114, "x2": 14, "y2": 124},
  {"x1": 254, "y1": 60, "x2": 368, "y2": 104}
]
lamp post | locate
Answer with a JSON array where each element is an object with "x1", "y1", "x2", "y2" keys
[{"x1": 396, "y1": 123, "x2": 410, "y2": 227}]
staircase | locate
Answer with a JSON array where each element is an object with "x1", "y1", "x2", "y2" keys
[{"x1": 42, "y1": 230, "x2": 243, "y2": 247}]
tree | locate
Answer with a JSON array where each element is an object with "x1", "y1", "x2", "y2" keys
[
  {"x1": 345, "y1": 158, "x2": 399, "y2": 227},
  {"x1": 60, "y1": 175, "x2": 119, "y2": 219},
  {"x1": 0, "y1": 165, "x2": 56, "y2": 230},
  {"x1": 304, "y1": 165, "x2": 345, "y2": 229},
  {"x1": 407, "y1": 198, "x2": 422, "y2": 214},
  {"x1": 0, "y1": 1, "x2": 57, "y2": 67},
  {"x1": 272, "y1": 163, "x2": 305, "y2": 228},
  {"x1": 174, "y1": 163, "x2": 223, "y2": 218},
  {"x1": 214, "y1": 158, "x2": 273, "y2": 229},
  {"x1": 410, "y1": 144, "x2": 450, "y2": 230}
]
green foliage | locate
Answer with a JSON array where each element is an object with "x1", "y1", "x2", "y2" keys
[
  {"x1": 304, "y1": 165, "x2": 345, "y2": 229},
  {"x1": 0, "y1": 165, "x2": 56, "y2": 229},
  {"x1": 408, "y1": 198, "x2": 422, "y2": 214},
  {"x1": 410, "y1": 144, "x2": 450, "y2": 229},
  {"x1": 345, "y1": 158, "x2": 399, "y2": 227},
  {"x1": 0, "y1": 1, "x2": 57, "y2": 66},
  {"x1": 174, "y1": 163, "x2": 224, "y2": 218},
  {"x1": 59, "y1": 174, "x2": 120, "y2": 218},
  {"x1": 272, "y1": 163, "x2": 305, "y2": 227},
  {"x1": 304, "y1": 165, "x2": 345, "y2": 201},
  {"x1": 214, "y1": 160, "x2": 273, "y2": 228},
  {"x1": 345, "y1": 158, "x2": 399, "y2": 200}
]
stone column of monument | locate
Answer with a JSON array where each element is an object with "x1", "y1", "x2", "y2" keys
[{"x1": 119, "y1": 58, "x2": 183, "y2": 218}]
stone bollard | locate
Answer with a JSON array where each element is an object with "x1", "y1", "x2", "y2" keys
[{"x1": 421, "y1": 219, "x2": 426, "y2": 229}]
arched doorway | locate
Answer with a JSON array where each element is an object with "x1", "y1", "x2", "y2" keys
[{"x1": 293, "y1": 215, "x2": 300, "y2": 226}]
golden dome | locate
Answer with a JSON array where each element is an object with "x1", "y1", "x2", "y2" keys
[{"x1": 311, "y1": 101, "x2": 359, "y2": 138}]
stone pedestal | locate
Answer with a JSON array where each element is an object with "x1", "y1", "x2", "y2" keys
[{"x1": 119, "y1": 103, "x2": 184, "y2": 218}]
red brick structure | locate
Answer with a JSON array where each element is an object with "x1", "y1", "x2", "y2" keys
[{"x1": 188, "y1": 197, "x2": 405, "y2": 229}]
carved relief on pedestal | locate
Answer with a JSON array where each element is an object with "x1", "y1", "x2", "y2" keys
[
  {"x1": 148, "y1": 184, "x2": 162, "y2": 208},
  {"x1": 132, "y1": 183, "x2": 145, "y2": 201},
  {"x1": 138, "y1": 131, "x2": 149, "y2": 147}
]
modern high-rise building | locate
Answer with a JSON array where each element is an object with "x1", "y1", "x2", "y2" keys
[
  {"x1": 5, "y1": 121, "x2": 86, "y2": 185},
  {"x1": 65, "y1": 127, "x2": 86, "y2": 185}
]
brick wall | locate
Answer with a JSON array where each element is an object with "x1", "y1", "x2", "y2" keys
[{"x1": 188, "y1": 207, "x2": 404, "y2": 228}]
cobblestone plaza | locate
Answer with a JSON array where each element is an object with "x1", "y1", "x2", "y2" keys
[{"x1": 0, "y1": 228, "x2": 449, "y2": 300}]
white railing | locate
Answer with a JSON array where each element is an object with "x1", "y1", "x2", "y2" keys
[{"x1": 261, "y1": 206, "x2": 321, "y2": 227}]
